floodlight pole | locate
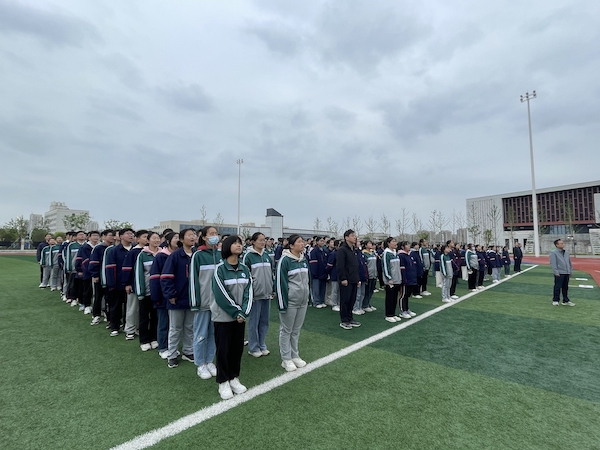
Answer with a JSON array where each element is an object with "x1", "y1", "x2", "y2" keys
[
  {"x1": 520, "y1": 91, "x2": 540, "y2": 257},
  {"x1": 237, "y1": 159, "x2": 243, "y2": 235}
]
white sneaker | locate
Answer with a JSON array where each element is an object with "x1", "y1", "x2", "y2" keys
[
  {"x1": 471, "y1": 289, "x2": 478, "y2": 292},
  {"x1": 197, "y1": 364, "x2": 212, "y2": 379},
  {"x1": 84, "y1": 306, "x2": 92, "y2": 315},
  {"x1": 38, "y1": 283, "x2": 45, "y2": 288},
  {"x1": 412, "y1": 295, "x2": 423, "y2": 299},
  {"x1": 399, "y1": 312, "x2": 411, "y2": 319},
  {"x1": 292, "y1": 357, "x2": 307, "y2": 368},
  {"x1": 315, "y1": 304, "x2": 327, "y2": 309},
  {"x1": 422, "y1": 291, "x2": 432, "y2": 296},
  {"x1": 492, "y1": 280, "x2": 499, "y2": 284},
  {"x1": 159, "y1": 350, "x2": 169, "y2": 359},
  {"x1": 90, "y1": 316, "x2": 101, "y2": 326},
  {"x1": 261, "y1": 349, "x2": 270, "y2": 356},
  {"x1": 442, "y1": 298, "x2": 452, "y2": 303},
  {"x1": 150, "y1": 341, "x2": 159, "y2": 349},
  {"x1": 248, "y1": 350, "x2": 262, "y2": 358},
  {"x1": 451, "y1": 295, "x2": 459, "y2": 300},
  {"x1": 385, "y1": 316, "x2": 398, "y2": 323},
  {"x1": 373, "y1": 289, "x2": 380, "y2": 293},
  {"x1": 353, "y1": 309, "x2": 365, "y2": 315},
  {"x1": 229, "y1": 377, "x2": 247, "y2": 394},
  {"x1": 219, "y1": 381, "x2": 234, "y2": 400},
  {"x1": 79, "y1": 304, "x2": 85, "y2": 311},
  {"x1": 206, "y1": 362, "x2": 217, "y2": 377},
  {"x1": 281, "y1": 360, "x2": 297, "y2": 372},
  {"x1": 370, "y1": 306, "x2": 377, "y2": 311},
  {"x1": 332, "y1": 305, "x2": 340, "y2": 312},
  {"x1": 71, "y1": 300, "x2": 79, "y2": 307},
  {"x1": 140, "y1": 343, "x2": 152, "y2": 352},
  {"x1": 407, "y1": 310, "x2": 417, "y2": 317},
  {"x1": 363, "y1": 307, "x2": 374, "y2": 312}
]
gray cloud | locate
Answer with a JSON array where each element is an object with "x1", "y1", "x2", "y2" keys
[
  {"x1": 0, "y1": 0, "x2": 101, "y2": 48},
  {"x1": 156, "y1": 82, "x2": 214, "y2": 113}
]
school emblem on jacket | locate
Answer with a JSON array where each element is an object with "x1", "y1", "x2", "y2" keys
[{"x1": 241, "y1": 273, "x2": 246, "y2": 278}]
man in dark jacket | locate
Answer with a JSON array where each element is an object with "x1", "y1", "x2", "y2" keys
[
  {"x1": 513, "y1": 242, "x2": 523, "y2": 272},
  {"x1": 336, "y1": 229, "x2": 361, "y2": 330}
]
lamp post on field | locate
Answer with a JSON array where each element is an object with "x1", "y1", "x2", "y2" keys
[
  {"x1": 237, "y1": 159, "x2": 243, "y2": 235},
  {"x1": 520, "y1": 91, "x2": 540, "y2": 257}
]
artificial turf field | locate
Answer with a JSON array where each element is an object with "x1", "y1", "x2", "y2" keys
[{"x1": 1, "y1": 255, "x2": 599, "y2": 450}]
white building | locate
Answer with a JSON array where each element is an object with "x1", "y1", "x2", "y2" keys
[{"x1": 44, "y1": 202, "x2": 91, "y2": 233}]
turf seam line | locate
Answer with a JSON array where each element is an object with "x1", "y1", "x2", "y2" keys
[{"x1": 111, "y1": 264, "x2": 538, "y2": 450}]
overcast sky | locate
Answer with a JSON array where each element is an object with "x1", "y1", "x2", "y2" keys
[{"x1": 1, "y1": 0, "x2": 599, "y2": 233}]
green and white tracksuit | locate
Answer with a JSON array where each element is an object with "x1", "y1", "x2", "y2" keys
[
  {"x1": 134, "y1": 249, "x2": 155, "y2": 298},
  {"x1": 276, "y1": 249, "x2": 310, "y2": 361},
  {"x1": 440, "y1": 253, "x2": 453, "y2": 300}
]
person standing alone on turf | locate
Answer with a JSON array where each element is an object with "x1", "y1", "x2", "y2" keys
[
  {"x1": 549, "y1": 239, "x2": 575, "y2": 307},
  {"x1": 513, "y1": 242, "x2": 523, "y2": 272}
]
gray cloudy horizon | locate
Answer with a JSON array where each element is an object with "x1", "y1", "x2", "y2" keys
[{"x1": 1, "y1": 0, "x2": 599, "y2": 233}]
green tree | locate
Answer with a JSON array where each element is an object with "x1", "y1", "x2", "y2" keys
[
  {"x1": 5, "y1": 216, "x2": 29, "y2": 250},
  {"x1": 103, "y1": 219, "x2": 134, "y2": 231},
  {"x1": 31, "y1": 228, "x2": 51, "y2": 243},
  {"x1": 63, "y1": 212, "x2": 90, "y2": 231},
  {"x1": 483, "y1": 229, "x2": 493, "y2": 247},
  {"x1": 0, "y1": 227, "x2": 18, "y2": 243}
]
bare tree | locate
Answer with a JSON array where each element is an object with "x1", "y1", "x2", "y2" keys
[
  {"x1": 563, "y1": 200, "x2": 576, "y2": 237},
  {"x1": 213, "y1": 213, "x2": 225, "y2": 231},
  {"x1": 467, "y1": 203, "x2": 481, "y2": 245},
  {"x1": 327, "y1": 217, "x2": 340, "y2": 238},
  {"x1": 314, "y1": 217, "x2": 322, "y2": 233},
  {"x1": 506, "y1": 206, "x2": 517, "y2": 249},
  {"x1": 487, "y1": 205, "x2": 502, "y2": 246},
  {"x1": 364, "y1": 216, "x2": 378, "y2": 237},
  {"x1": 411, "y1": 213, "x2": 423, "y2": 237},
  {"x1": 342, "y1": 216, "x2": 351, "y2": 232},
  {"x1": 483, "y1": 229, "x2": 493, "y2": 247},
  {"x1": 396, "y1": 208, "x2": 410, "y2": 240},
  {"x1": 351, "y1": 215, "x2": 362, "y2": 235},
  {"x1": 428, "y1": 210, "x2": 449, "y2": 244},
  {"x1": 380, "y1": 213, "x2": 391, "y2": 236},
  {"x1": 199, "y1": 205, "x2": 208, "y2": 226}
]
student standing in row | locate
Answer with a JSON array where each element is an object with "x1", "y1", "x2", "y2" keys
[
  {"x1": 212, "y1": 235, "x2": 253, "y2": 400},
  {"x1": 440, "y1": 245, "x2": 454, "y2": 302},
  {"x1": 382, "y1": 237, "x2": 402, "y2": 323},
  {"x1": 76, "y1": 231, "x2": 100, "y2": 315},
  {"x1": 361, "y1": 240, "x2": 378, "y2": 312},
  {"x1": 161, "y1": 228, "x2": 196, "y2": 368},
  {"x1": 243, "y1": 232, "x2": 274, "y2": 358},
  {"x1": 277, "y1": 234, "x2": 310, "y2": 372},
  {"x1": 397, "y1": 241, "x2": 416, "y2": 319},
  {"x1": 106, "y1": 228, "x2": 134, "y2": 336},
  {"x1": 89, "y1": 230, "x2": 114, "y2": 326},
  {"x1": 337, "y1": 229, "x2": 361, "y2": 330},
  {"x1": 189, "y1": 226, "x2": 221, "y2": 379},
  {"x1": 135, "y1": 231, "x2": 160, "y2": 352},
  {"x1": 465, "y1": 244, "x2": 479, "y2": 292},
  {"x1": 150, "y1": 231, "x2": 179, "y2": 358},
  {"x1": 122, "y1": 230, "x2": 149, "y2": 340}
]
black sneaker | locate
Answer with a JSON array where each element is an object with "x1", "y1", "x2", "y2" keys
[
  {"x1": 167, "y1": 358, "x2": 178, "y2": 368},
  {"x1": 339, "y1": 322, "x2": 352, "y2": 330},
  {"x1": 182, "y1": 354, "x2": 194, "y2": 363},
  {"x1": 349, "y1": 320, "x2": 361, "y2": 327},
  {"x1": 125, "y1": 333, "x2": 135, "y2": 340}
]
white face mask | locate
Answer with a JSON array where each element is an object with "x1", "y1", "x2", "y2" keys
[{"x1": 207, "y1": 236, "x2": 220, "y2": 246}]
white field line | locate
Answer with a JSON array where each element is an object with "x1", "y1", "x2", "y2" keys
[{"x1": 112, "y1": 264, "x2": 539, "y2": 450}]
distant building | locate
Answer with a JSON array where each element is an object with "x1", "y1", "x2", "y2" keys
[
  {"x1": 44, "y1": 202, "x2": 91, "y2": 233},
  {"x1": 466, "y1": 180, "x2": 600, "y2": 254},
  {"x1": 152, "y1": 208, "x2": 331, "y2": 240},
  {"x1": 28, "y1": 214, "x2": 44, "y2": 235}
]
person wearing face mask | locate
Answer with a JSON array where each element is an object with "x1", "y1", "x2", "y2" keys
[
  {"x1": 242, "y1": 232, "x2": 274, "y2": 358},
  {"x1": 189, "y1": 226, "x2": 222, "y2": 380}
]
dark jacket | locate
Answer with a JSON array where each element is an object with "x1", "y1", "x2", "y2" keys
[
  {"x1": 337, "y1": 242, "x2": 359, "y2": 284},
  {"x1": 150, "y1": 250, "x2": 170, "y2": 308},
  {"x1": 105, "y1": 244, "x2": 131, "y2": 291},
  {"x1": 309, "y1": 246, "x2": 328, "y2": 280},
  {"x1": 398, "y1": 250, "x2": 417, "y2": 286},
  {"x1": 513, "y1": 246, "x2": 523, "y2": 259},
  {"x1": 160, "y1": 247, "x2": 194, "y2": 310}
]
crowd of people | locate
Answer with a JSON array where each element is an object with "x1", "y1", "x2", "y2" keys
[{"x1": 35, "y1": 228, "x2": 519, "y2": 400}]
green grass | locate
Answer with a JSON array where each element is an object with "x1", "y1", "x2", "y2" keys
[{"x1": 1, "y1": 257, "x2": 599, "y2": 449}]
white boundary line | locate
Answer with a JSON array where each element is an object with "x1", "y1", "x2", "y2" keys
[{"x1": 112, "y1": 264, "x2": 539, "y2": 450}]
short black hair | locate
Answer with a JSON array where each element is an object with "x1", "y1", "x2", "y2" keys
[
  {"x1": 343, "y1": 229, "x2": 355, "y2": 238},
  {"x1": 119, "y1": 228, "x2": 134, "y2": 236},
  {"x1": 135, "y1": 229, "x2": 149, "y2": 238},
  {"x1": 554, "y1": 239, "x2": 562, "y2": 246},
  {"x1": 221, "y1": 235, "x2": 243, "y2": 259}
]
